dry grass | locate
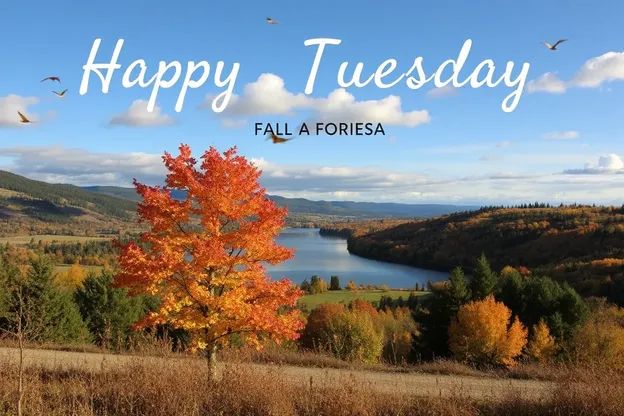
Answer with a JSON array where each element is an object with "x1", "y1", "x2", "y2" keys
[{"x1": 0, "y1": 353, "x2": 622, "y2": 415}]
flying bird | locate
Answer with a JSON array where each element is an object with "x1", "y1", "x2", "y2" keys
[
  {"x1": 267, "y1": 132, "x2": 293, "y2": 144},
  {"x1": 266, "y1": 17, "x2": 279, "y2": 24},
  {"x1": 17, "y1": 111, "x2": 34, "y2": 123},
  {"x1": 53, "y1": 89, "x2": 68, "y2": 98},
  {"x1": 541, "y1": 39, "x2": 568, "y2": 50},
  {"x1": 40, "y1": 76, "x2": 61, "y2": 84}
]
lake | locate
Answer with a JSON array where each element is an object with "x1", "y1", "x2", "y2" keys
[{"x1": 266, "y1": 228, "x2": 448, "y2": 289}]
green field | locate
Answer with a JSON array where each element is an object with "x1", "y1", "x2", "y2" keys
[
  {"x1": 53, "y1": 264, "x2": 104, "y2": 273},
  {"x1": 298, "y1": 290, "x2": 428, "y2": 310},
  {"x1": 0, "y1": 235, "x2": 110, "y2": 245}
]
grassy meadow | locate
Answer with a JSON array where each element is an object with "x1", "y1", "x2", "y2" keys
[
  {"x1": 1, "y1": 346, "x2": 623, "y2": 416},
  {"x1": 299, "y1": 289, "x2": 427, "y2": 310}
]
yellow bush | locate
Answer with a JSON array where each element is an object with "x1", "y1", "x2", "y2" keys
[
  {"x1": 55, "y1": 263, "x2": 87, "y2": 290},
  {"x1": 449, "y1": 295, "x2": 528, "y2": 367},
  {"x1": 526, "y1": 319, "x2": 556, "y2": 361},
  {"x1": 572, "y1": 301, "x2": 624, "y2": 370}
]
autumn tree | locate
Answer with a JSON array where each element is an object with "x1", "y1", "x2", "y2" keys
[
  {"x1": 526, "y1": 319, "x2": 556, "y2": 361},
  {"x1": 309, "y1": 275, "x2": 328, "y2": 294},
  {"x1": 114, "y1": 145, "x2": 304, "y2": 377},
  {"x1": 378, "y1": 306, "x2": 418, "y2": 364},
  {"x1": 300, "y1": 303, "x2": 345, "y2": 351},
  {"x1": 55, "y1": 263, "x2": 87, "y2": 291},
  {"x1": 571, "y1": 297, "x2": 624, "y2": 370},
  {"x1": 449, "y1": 295, "x2": 528, "y2": 367}
]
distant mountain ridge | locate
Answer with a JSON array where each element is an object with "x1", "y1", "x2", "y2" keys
[
  {"x1": 0, "y1": 170, "x2": 478, "y2": 229},
  {"x1": 82, "y1": 186, "x2": 478, "y2": 219},
  {"x1": 0, "y1": 171, "x2": 136, "y2": 221}
]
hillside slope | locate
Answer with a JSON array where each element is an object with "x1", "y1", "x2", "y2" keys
[
  {"x1": 83, "y1": 186, "x2": 476, "y2": 219},
  {"x1": 0, "y1": 171, "x2": 138, "y2": 235},
  {"x1": 321, "y1": 206, "x2": 624, "y2": 304}
]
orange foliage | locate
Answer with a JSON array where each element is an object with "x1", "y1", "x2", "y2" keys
[
  {"x1": 350, "y1": 298, "x2": 378, "y2": 320},
  {"x1": 114, "y1": 145, "x2": 304, "y2": 353},
  {"x1": 449, "y1": 295, "x2": 528, "y2": 367},
  {"x1": 300, "y1": 303, "x2": 345, "y2": 350}
]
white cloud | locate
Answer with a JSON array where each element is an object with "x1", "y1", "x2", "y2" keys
[
  {"x1": 0, "y1": 95, "x2": 40, "y2": 127},
  {"x1": 4, "y1": 145, "x2": 624, "y2": 205},
  {"x1": 542, "y1": 131, "x2": 580, "y2": 140},
  {"x1": 496, "y1": 141, "x2": 514, "y2": 148},
  {"x1": 426, "y1": 85, "x2": 458, "y2": 99},
  {"x1": 570, "y1": 52, "x2": 624, "y2": 88},
  {"x1": 527, "y1": 72, "x2": 567, "y2": 94},
  {"x1": 221, "y1": 119, "x2": 247, "y2": 129},
  {"x1": 109, "y1": 100, "x2": 176, "y2": 127},
  {"x1": 564, "y1": 154, "x2": 624, "y2": 174},
  {"x1": 528, "y1": 51, "x2": 624, "y2": 95},
  {"x1": 199, "y1": 73, "x2": 431, "y2": 128}
]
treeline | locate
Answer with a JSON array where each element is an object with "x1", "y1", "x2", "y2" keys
[
  {"x1": 0, "y1": 238, "x2": 144, "y2": 268},
  {"x1": 300, "y1": 254, "x2": 624, "y2": 369},
  {"x1": 1, "y1": 250, "x2": 623, "y2": 371},
  {"x1": 321, "y1": 205, "x2": 624, "y2": 306}
]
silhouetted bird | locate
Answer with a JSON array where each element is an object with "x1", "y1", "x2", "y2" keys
[
  {"x1": 541, "y1": 39, "x2": 568, "y2": 50},
  {"x1": 53, "y1": 89, "x2": 68, "y2": 98},
  {"x1": 17, "y1": 111, "x2": 34, "y2": 123},
  {"x1": 40, "y1": 76, "x2": 61, "y2": 83},
  {"x1": 267, "y1": 132, "x2": 292, "y2": 143}
]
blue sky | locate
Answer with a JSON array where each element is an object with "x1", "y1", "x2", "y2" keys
[{"x1": 1, "y1": 0, "x2": 623, "y2": 205}]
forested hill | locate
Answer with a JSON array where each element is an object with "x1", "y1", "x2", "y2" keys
[
  {"x1": 320, "y1": 205, "x2": 624, "y2": 305},
  {"x1": 83, "y1": 186, "x2": 477, "y2": 219},
  {"x1": 0, "y1": 171, "x2": 137, "y2": 221}
]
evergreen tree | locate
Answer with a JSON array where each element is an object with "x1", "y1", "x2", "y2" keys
[
  {"x1": 74, "y1": 270, "x2": 150, "y2": 349},
  {"x1": 413, "y1": 267, "x2": 471, "y2": 359},
  {"x1": 497, "y1": 268, "x2": 525, "y2": 318},
  {"x1": 470, "y1": 254, "x2": 497, "y2": 301},
  {"x1": 519, "y1": 276, "x2": 588, "y2": 342},
  {"x1": 448, "y1": 267, "x2": 470, "y2": 306},
  {"x1": 300, "y1": 279, "x2": 311, "y2": 293},
  {"x1": 25, "y1": 257, "x2": 90, "y2": 344},
  {"x1": 329, "y1": 276, "x2": 341, "y2": 291},
  {"x1": 2, "y1": 257, "x2": 90, "y2": 344}
]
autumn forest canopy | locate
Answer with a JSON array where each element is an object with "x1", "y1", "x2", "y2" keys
[{"x1": 321, "y1": 204, "x2": 624, "y2": 306}]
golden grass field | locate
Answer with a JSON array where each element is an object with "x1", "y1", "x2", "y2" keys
[
  {"x1": 0, "y1": 347, "x2": 551, "y2": 400},
  {"x1": 1, "y1": 346, "x2": 622, "y2": 415}
]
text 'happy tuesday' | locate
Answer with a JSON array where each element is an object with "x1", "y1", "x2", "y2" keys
[{"x1": 79, "y1": 38, "x2": 531, "y2": 114}]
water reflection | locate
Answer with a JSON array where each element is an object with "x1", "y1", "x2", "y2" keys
[{"x1": 267, "y1": 228, "x2": 447, "y2": 289}]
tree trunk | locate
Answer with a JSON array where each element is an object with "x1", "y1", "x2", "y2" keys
[{"x1": 207, "y1": 344, "x2": 218, "y2": 381}]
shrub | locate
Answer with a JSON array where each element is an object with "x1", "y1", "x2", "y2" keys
[
  {"x1": 325, "y1": 309, "x2": 384, "y2": 364},
  {"x1": 526, "y1": 319, "x2": 556, "y2": 361},
  {"x1": 449, "y1": 295, "x2": 528, "y2": 367},
  {"x1": 571, "y1": 298, "x2": 624, "y2": 370}
]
